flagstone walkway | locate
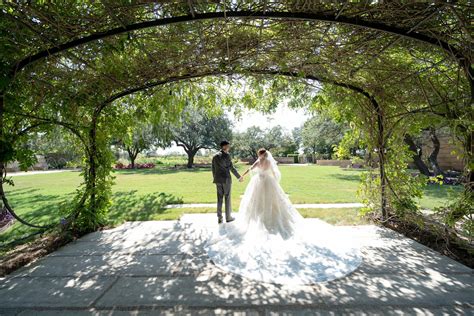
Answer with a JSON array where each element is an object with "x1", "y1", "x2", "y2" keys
[{"x1": 0, "y1": 214, "x2": 472, "y2": 315}]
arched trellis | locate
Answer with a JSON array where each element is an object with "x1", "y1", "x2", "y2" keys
[
  {"x1": 2, "y1": 6, "x2": 471, "y2": 139},
  {"x1": 1, "y1": 5, "x2": 472, "y2": 179},
  {"x1": 102, "y1": 69, "x2": 390, "y2": 215},
  {"x1": 0, "y1": 116, "x2": 89, "y2": 232},
  {"x1": 2, "y1": 68, "x2": 389, "y2": 230},
  {"x1": 0, "y1": 2, "x2": 471, "y2": 236},
  {"x1": 5, "y1": 10, "x2": 472, "y2": 97}
]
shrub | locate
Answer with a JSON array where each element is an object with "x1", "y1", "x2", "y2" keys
[
  {"x1": 114, "y1": 162, "x2": 126, "y2": 169},
  {"x1": 427, "y1": 176, "x2": 461, "y2": 185},
  {"x1": 114, "y1": 162, "x2": 155, "y2": 169},
  {"x1": 136, "y1": 163, "x2": 155, "y2": 169}
]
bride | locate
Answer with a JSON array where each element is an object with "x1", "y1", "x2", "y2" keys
[{"x1": 201, "y1": 148, "x2": 362, "y2": 285}]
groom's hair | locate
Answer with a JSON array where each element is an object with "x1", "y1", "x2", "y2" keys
[{"x1": 220, "y1": 140, "x2": 230, "y2": 147}]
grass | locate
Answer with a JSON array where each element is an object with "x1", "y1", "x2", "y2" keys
[
  {"x1": 418, "y1": 183, "x2": 462, "y2": 210},
  {"x1": 113, "y1": 207, "x2": 368, "y2": 226},
  {"x1": 298, "y1": 208, "x2": 369, "y2": 226},
  {"x1": 1, "y1": 164, "x2": 462, "y2": 248},
  {"x1": 111, "y1": 164, "x2": 362, "y2": 204}
]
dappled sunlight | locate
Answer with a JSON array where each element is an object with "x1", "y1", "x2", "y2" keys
[
  {"x1": 0, "y1": 0, "x2": 471, "y2": 313},
  {"x1": 0, "y1": 275, "x2": 114, "y2": 308},
  {"x1": 0, "y1": 216, "x2": 472, "y2": 313},
  {"x1": 183, "y1": 213, "x2": 363, "y2": 285}
]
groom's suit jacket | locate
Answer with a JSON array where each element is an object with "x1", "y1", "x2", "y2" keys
[{"x1": 212, "y1": 150, "x2": 241, "y2": 184}]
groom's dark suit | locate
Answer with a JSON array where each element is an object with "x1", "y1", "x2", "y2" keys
[{"x1": 212, "y1": 150, "x2": 241, "y2": 221}]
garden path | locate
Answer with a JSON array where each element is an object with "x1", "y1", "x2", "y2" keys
[{"x1": 0, "y1": 214, "x2": 472, "y2": 315}]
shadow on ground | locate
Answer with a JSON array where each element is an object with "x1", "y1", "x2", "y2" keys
[
  {"x1": 0, "y1": 217, "x2": 471, "y2": 314},
  {"x1": 0, "y1": 189, "x2": 183, "y2": 249},
  {"x1": 108, "y1": 191, "x2": 183, "y2": 223}
]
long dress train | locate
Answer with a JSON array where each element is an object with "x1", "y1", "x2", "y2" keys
[{"x1": 199, "y1": 163, "x2": 362, "y2": 285}]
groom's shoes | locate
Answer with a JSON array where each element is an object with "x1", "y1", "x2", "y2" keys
[{"x1": 218, "y1": 217, "x2": 235, "y2": 223}]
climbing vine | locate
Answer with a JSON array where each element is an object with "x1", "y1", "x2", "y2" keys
[{"x1": 0, "y1": 1, "x2": 471, "y2": 249}]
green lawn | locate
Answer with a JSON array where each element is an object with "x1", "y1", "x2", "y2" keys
[
  {"x1": 112, "y1": 164, "x2": 363, "y2": 204},
  {"x1": 1, "y1": 165, "x2": 461, "y2": 247},
  {"x1": 121, "y1": 207, "x2": 370, "y2": 226}
]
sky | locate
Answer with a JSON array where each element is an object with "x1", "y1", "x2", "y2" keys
[
  {"x1": 156, "y1": 103, "x2": 309, "y2": 155},
  {"x1": 229, "y1": 103, "x2": 309, "y2": 133}
]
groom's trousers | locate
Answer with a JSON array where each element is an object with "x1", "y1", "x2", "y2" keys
[{"x1": 216, "y1": 178, "x2": 232, "y2": 220}]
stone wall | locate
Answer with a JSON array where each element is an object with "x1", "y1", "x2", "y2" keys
[
  {"x1": 275, "y1": 157, "x2": 295, "y2": 164},
  {"x1": 5, "y1": 155, "x2": 48, "y2": 172},
  {"x1": 316, "y1": 159, "x2": 352, "y2": 167}
]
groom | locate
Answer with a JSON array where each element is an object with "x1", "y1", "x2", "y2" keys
[{"x1": 212, "y1": 140, "x2": 243, "y2": 224}]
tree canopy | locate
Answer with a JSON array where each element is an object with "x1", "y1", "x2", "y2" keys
[
  {"x1": 233, "y1": 125, "x2": 297, "y2": 160},
  {"x1": 300, "y1": 115, "x2": 346, "y2": 159},
  {"x1": 172, "y1": 107, "x2": 233, "y2": 168}
]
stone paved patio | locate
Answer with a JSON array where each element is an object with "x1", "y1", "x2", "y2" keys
[{"x1": 0, "y1": 214, "x2": 472, "y2": 315}]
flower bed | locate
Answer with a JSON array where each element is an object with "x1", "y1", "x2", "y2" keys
[{"x1": 114, "y1": 162, "x2": 155, "y2": 169}]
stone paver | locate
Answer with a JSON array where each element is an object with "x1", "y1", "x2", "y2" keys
[
  {"x1": 0, "y1": 214, "x2": 472, "y2": 315},
  {"x1": 0, "y1": 276, "x2": 116, "y2": 308}
]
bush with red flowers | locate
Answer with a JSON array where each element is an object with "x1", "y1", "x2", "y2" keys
[{"x1": 114, "y1": 162, "x2": 155, "y2": 169}]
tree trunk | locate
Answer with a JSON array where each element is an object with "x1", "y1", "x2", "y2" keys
[
  {"x1": 186, "y1": 148, "x2": 198, "y2": 168},
  {"x1": 250, "y1": 151, "x2": 258, "y2": 162},
  {"x1": 404, "y1": 134, "x2": 430, "y2": 176},
  {"x1": 460, "y1": 61, "x2": 473, "y2": 191},
  {"x1": 467, "y1": 130, "x2": 473, "y2": 190},
  {"x1": 126, "y1": 146, "x2": 138, "y2": 168},
  {"x1": 366, "y1": 151, "x2": 374, "y2": 168},
  {"x1": 428, "y1": 128, "x2": 444, "y2": 176}
]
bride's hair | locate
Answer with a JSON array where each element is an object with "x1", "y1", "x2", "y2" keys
[{"x1": 257, "y1": 148, "x2": 268, "y2": 159}]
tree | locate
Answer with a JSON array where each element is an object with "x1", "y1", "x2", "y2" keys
[
  {"x1": 404, "y1": 134, "x2": 431, "y2": 176},
  {"x1": 301, "y1": 115, "x2": 346, "y2": 159},
  {"x1": 233, "y1": 126, "x2": 266, "y2": 160},
  {"x1": 172, "y1": 108, "x2": 233, "y2": 168},
  {"x1": 28, "y1": 125, "x2": 82, "y2": 169},
  {"x1": 427, "y1": 128, "x2": 445, "y2": 176},
  {"x1": 404, "y1": 127, "x2": 449, "y2": 176},
  {"x1": 117, "y1": 123, "x2": 170, "y2": 168},
  {"x1": 271, "y1": 128, "x2": 299, "y2": 157},
  {"x1": 232, "y1": 125, "x2": 296, "y2": 160},
  {"x1": 292, "y1": 126, "x2": 302, "y2": 151}
]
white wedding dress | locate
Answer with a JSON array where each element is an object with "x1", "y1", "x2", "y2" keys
[{"x1": 201, "y1": 153, "x2": 362, "y2": 285}]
